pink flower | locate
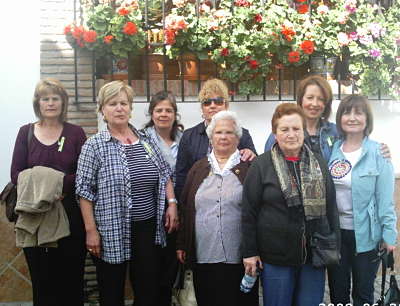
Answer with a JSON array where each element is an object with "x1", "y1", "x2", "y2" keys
[
  {"x1": 369, "y1": 49, "x2": 381, "y2": 58},
  {"x1": 348, "y1": 32, "x2": 358, "y2": 41},
  {"x1": 359, "y1": 34, "x2": 373, "y2": 46},
  {"x1": 344, "y1": 0, "x2": 357, "y2": 13},
  {"x1": 368, "y1": 23, "x2": 384, "y2": 38}
]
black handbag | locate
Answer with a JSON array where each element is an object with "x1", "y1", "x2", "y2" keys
[
  {"x1": 310, "y1": 230, "x2": 341, "y2": 268},
  {"x1": 376, "y1": 252, "x2": 400, "y2": 306},
  {"x1": 0, "y1": 124, "x2": 33, "y2": 222}
]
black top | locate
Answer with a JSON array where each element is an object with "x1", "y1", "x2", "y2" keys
[
  {"x1": 175, "y1": 121, "x2": 256, "y2": 198},
  {"x1": 241, "y1": 150, "x2": 340, "y2": 266}
]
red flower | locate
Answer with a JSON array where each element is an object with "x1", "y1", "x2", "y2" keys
[
  {"x1": 295, "y1": 0, "x2": 307, "y2": 2},
  {"x1": 72, "y1": 26, "x2": 84, "y2": 39},
  {"x1": 123, "y1": 22, "x2": 138, "y2": 35},
  {"x1": 104, "y1": 35, "x2": 114, "y2": 44},
  {"x1": 164, "y1": 29, "x2": 176, "y2": 45},
  {"x1": 220, "y1": 48, "x2": 230, "y2": 56},
  {"x1": 83, "y1": 30, "x2": 97, "y2": 43},
  {"x1": 281, "y1": 26, "x2": 296, "y2": 42},
  {"x1": 297, "y1": 4, "x2": 309, "y2": 14},
  {"x1": 300, "y1": 40, "x2": 315, "y2": 54},
  {"x1": 64, "y1": 25, "x2": 72, "y2": 35},
  {"x1": 248, "y1": 59, "x2": 259, "y2": 69},
  {"x1": 234, "y1": 0, "x2": 250, "y2": 7},
  {"x1": 288, "y1": 51, "x2": 300, "y2": 63},
  {"x1": 118, "y1": 8, "x2": 130, "y2": 16},
  {"x1": 254, "y1": 14, "x2": 262, "y2": 23}
]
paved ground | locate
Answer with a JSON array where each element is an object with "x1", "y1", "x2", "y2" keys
[{"x1": 0, "y1": 274, "x2": 393, "y2": 306}]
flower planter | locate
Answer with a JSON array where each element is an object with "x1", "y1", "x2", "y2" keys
[
  {"x1": 310, "y1": 56, "x2": 337, "y2": 80},
  {"x1": 177, "y1": 53, "x2": 216, "y2": 81}
]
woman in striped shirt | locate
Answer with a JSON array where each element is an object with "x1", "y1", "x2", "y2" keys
[{"x1": 76, "y1": 81, "x2": 178, "y2": 306}]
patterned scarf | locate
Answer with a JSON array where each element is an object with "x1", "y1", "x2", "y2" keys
[{"x1": 271, "y1": 143, "x2": 326, "y2": 220}]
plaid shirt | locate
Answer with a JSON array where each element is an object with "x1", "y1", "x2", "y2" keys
[{"x1": 76, "y1": 125, "x2": 172, "y2": 264}]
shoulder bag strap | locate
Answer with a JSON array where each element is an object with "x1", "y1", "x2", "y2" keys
[
  {"x1": 379, "y1": 252, "x2": 389, "y2": 302},
  {"x1": 27, "y1": 123, "x2": 34, "y2": 151}
]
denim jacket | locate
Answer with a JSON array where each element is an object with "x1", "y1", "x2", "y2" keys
[
  {"x1": 328, "y1": 137, "x2": 397, "y2": 253},
  {"x1": 264, "y1": 121, "x2": 338, "y2": 161}
]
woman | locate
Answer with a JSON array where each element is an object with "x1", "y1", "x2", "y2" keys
[
  {"x1": 327, "y1": 95, "x2": 397, "y2": 306},
  {"x1": 242, "y1": 103, "x2": 340, "y2": 306},
  {"x1": 176, "y1": 110, "x2": 259, "y2": 306},
  {"x1": 75, "y1": 81, "x2": 178, "y2": 306},
  {"x1": 142, "y1": 90, "x2": 183, "y2": 175},
  {"x1": 10, "y1": 78, "x2": 87, "y2": 306},
  {"x1": 141, "y1": 90, "x2": 183, "y2": 306},
  {"x1": 175, "y1": 78, "x2": 257, "y2": 198},
  {"x1": 264, "y1": 75, "x2": 338, "y2": 160}
]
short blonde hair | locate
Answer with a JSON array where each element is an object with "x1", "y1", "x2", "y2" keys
[
  {"x1": 33, "y1": 78, "x2": 69, "y2": 122},
  {"x1": 198, "y1": 78, "x2": 229, "y2": 108},
  {"x1": 97, "y1": 81, "x2": 134, "y2": 113}
]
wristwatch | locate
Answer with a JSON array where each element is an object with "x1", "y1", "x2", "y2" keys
[{"x1": 168, "y1": 198, "x2": 178, "y2": 205}]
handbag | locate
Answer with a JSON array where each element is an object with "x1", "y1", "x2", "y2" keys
[
  {"x1": 310, "y1": 230, "x2": 340, "y2": 268},
  {"x1": 376, "y1": 252, "x2": 400, "y2": 306},
  {"x1": 172, "y1": 264, "x2": 197, "y2": 306},
  {"x1": 0, "y1": 124, "x2": 33, "y2": 222}
]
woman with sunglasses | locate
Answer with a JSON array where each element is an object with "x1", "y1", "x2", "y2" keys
[{"x1": 175, "y1": 78, "x2": 257, "y2": 198}]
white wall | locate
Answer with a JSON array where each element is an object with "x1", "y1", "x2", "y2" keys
[
  {"x1": 100, "y1": 99, "x2": 400, "y2": 175},
  {"x1": 0, "y1": 1, "x2": 40, "y2": 189}
]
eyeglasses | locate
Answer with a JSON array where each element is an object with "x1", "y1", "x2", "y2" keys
[{"x1": 201, "y1": 97, "x2": 225, "y2": 106}]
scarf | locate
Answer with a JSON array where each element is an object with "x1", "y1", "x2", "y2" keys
[{"x1": 271, "y1": 143, "x2": 326, "y2": 220}]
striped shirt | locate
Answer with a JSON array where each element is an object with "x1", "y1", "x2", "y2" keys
[
  {"x1": 125, "y1": 142, "x2": 159, "y2": 221},
  {"x1": 76, "y1": 125, "x2": 172, "y2": 264}
]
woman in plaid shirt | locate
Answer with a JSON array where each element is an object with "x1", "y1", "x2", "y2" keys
[{"x1": 76, "y1": 81, "x2": 179, "y2": 306}]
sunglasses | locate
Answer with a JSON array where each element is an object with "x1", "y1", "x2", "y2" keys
[{"x1": 201, "y1": 97, "x2": 225, "y2": 106}]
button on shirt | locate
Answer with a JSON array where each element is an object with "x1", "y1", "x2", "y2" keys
[{"x1": 194, "y1": 150, "x2": 243, "y2": 264}]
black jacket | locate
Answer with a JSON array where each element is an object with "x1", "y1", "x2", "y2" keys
[
  {"x1": 241, "y1": 150, "x2": 340, "y2": 266},
  {"x1": 175, "y1": 121, "x2": 256, "y2": 198}
]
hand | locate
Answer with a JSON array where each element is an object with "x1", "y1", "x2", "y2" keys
[
  {"x1": 239, "y1": 149, "x2": 256, "y2": 162},
  {"x1": 382, "y1": 242, "x2": 396, "y2": 253},
  {"x1": 86, "y1": 228, "x2": 101, "y2": 258},
  {"x1": 165, "y1": 203, "x2": 179, "y2": 233},
  {"x1": 177, "y1": 250, "x2": 186, "y2": 264},
  {"x1": 380, "y1": 143, "x2": 391, "y2": 160},
  {"x1": 243, "y1": 256, "x2": 263, "y2": 277}
]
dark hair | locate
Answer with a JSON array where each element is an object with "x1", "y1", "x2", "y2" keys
[
  {"x1": 271, "y1": 103, "x2": 306, "y2": 134},
  {"x1": 336, "y1": 94, "x2": 373, "y2": 137},
  {"x1": 33, "y1": 78, "x2": 69, "y2": 122},
  {"x1": 296, "y1": 75, "x2": 333, "y2": 121},
  {"x1": 144, "y1": 91, "x2": 184, "y2": 141}
]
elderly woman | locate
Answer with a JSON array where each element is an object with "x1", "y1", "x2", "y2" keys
[
  {"x1": 327, "y1": 95, "x2": 397, "y2": 306},
  {"x1": 242, "y1": 103, "x2": 340, "y2": 306},
  {"x1": 175, "y1": 78, "x2": 256, "y2": 198},
  {"x1": 176, "y1": 111, "x2": 259, "y2": 306},
  {"x1": 10, "y1": 78, "x2": 87, "y2": 306},
  {"x1": 141, "y1": 90, "x2": 184, "y2": 306},
  {"x1": 76, "y1": 81, "x2": 178, "y2": 306}
]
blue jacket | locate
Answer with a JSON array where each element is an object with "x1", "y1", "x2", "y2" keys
[
  {"x1": 264, "y1": 121, "x2": 339, "y2": 161},
  {"x1": 175, "y1": 121, "x2": 256, "y2": 198},
  {"x1": 328, "y1": 137, "x2": 397, "y2": 253}
]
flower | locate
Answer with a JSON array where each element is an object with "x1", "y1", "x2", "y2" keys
[
  {"x1": 220, "y1": 48, "x2": 230, "y2": 56},
  {"x1": 344, "y1": 0, "x2": 357, "y2": 14},
  {"x1": 337, "y1": 32, "x2": 350, "y2": 46},
  {"x1": 172, "y1": 0, "x2": 186, "y2": 8},
  {"x1": 281, "y1": 25, "x2": 296, "y2": 42},
  {"x1": 300, "y1": 40, "x2": 315, "y2": 54},
  {"x1": 254, "y1": 14, "x2": 262, "y2": 23},
  {"x1": 83, "y1": 30, "x2": 97, "y2": 43},
  {"x1": 288, "y1": 51, "x2": 300, "y2": 63},
  {"x1": 369, "y1": 49, "x2": 381, "y2": 58},
  {"x1": 234, "y1": 0, "x2": 250, "y2": 7},
  {"x1": 316, "y1": 5, "x2": 329, "y2": 15},
  {"x1": 248, "y1": 59, "x2": 259, "y2": 69},
  {"x1": 165, "y1": 29, "x2": 176, "y2": 45},
  {"x1": 123, "y1": 21, "x2": 138, "y2": 35},
  {"x1": 118, "y1": 8, "x2": 130, "y2": 16},
  {"x1": 297, "y1": 4, "x2": 309, "y2": 14},
  {"x1": 64, "y1": 25, "x2": 72, "y2": 35},
  {"x1": 103, "y1": 35, "x2": 114, "y2": 44}
]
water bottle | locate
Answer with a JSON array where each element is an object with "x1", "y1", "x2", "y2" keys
[{"x1": 240, "y1": 271, "x2": 258, "y2": 293}]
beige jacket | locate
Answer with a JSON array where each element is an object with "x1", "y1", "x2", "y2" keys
[{"x1": 15, "y1": 166, "x2": 70, "y2": 248}]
